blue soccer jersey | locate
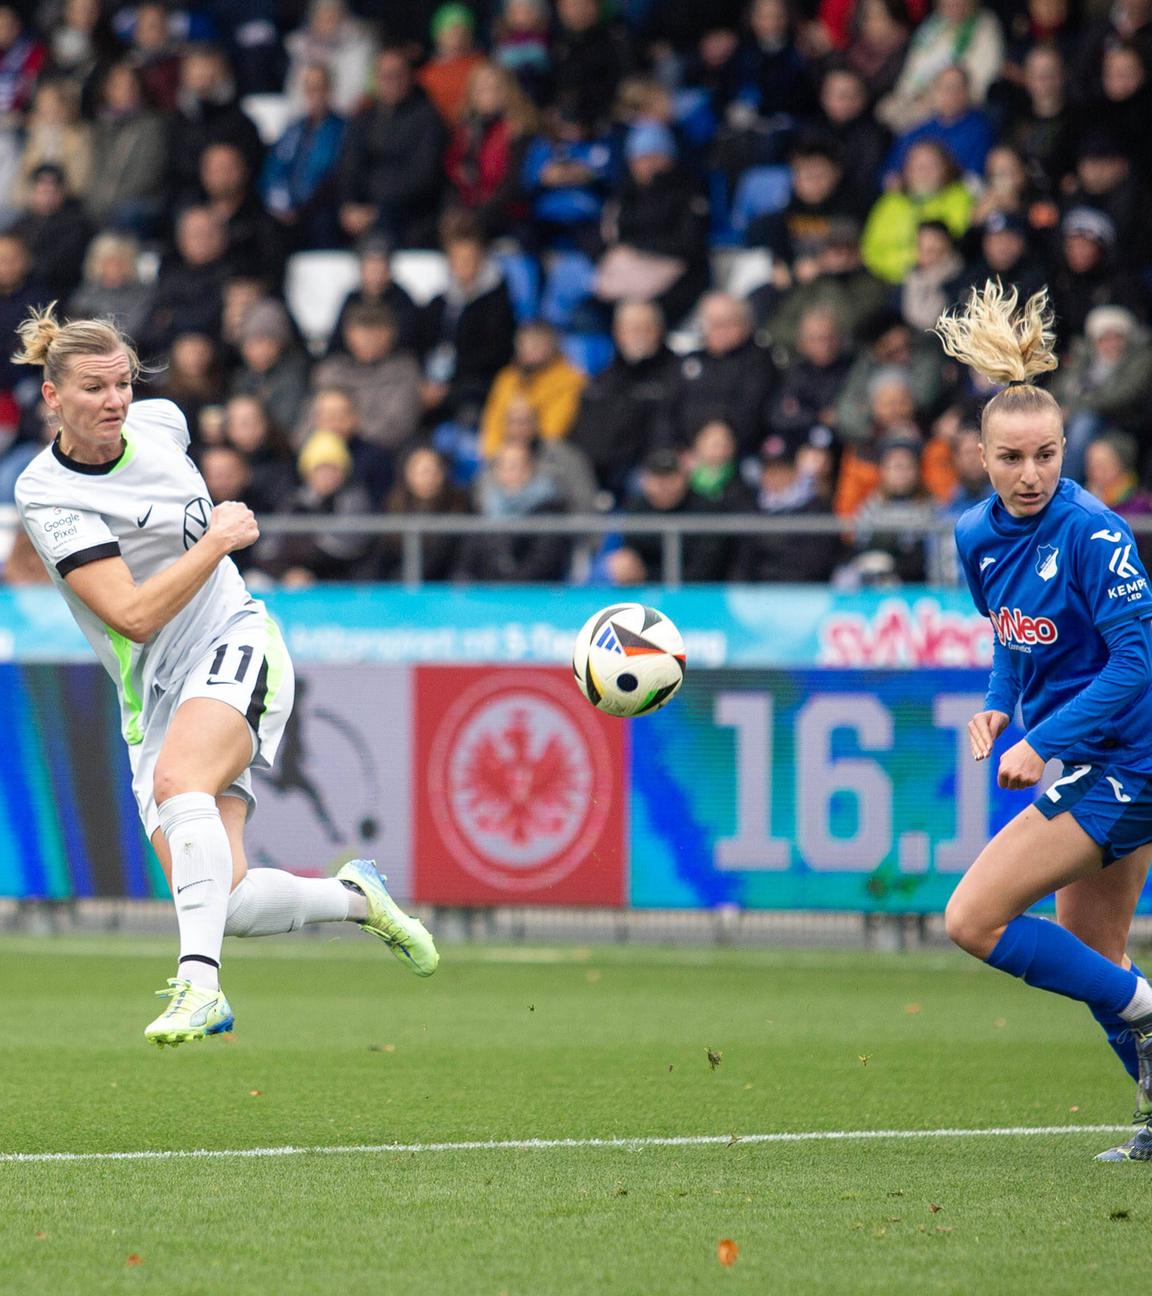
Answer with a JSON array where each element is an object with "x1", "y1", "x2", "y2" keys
[{"x1": 956, "y1": 478, "x2": 1152, "y2": 770}]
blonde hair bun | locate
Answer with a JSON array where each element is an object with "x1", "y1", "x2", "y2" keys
[{"x1": 934, "y1": 279, "x2": 1058, "y2": 386}]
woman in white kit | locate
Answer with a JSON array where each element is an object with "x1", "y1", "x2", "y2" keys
[{"x1": 14, "y1": 305, "x2": 438, "y2": 1046}]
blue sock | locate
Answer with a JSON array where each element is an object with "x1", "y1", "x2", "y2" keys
[
  {"x1": 1088, "y1": 961, "x2": 1144, "y2": 1082},
  {"x1": 987, "y1": 916, "x2": 1139, "y2": 1015}
]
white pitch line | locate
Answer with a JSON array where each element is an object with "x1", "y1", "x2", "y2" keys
[{"x1": 0, "y1": 1125, "x2": 1133, "y2": 1165}]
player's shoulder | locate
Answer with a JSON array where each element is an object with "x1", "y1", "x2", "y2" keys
[
  {"x1": 953, "y1": 493, "x2": 996, "y2": 553},
  {"x1": 1051, "y1": 479, "x2": 1132, "y2": 540},
  {"x1": 126, "y1": 398, "x2": 190, "y2": 450},
  {"x1": 13, "y1": 443, "x2": 66, "y2": 509}
]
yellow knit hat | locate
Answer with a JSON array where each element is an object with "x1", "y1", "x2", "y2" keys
[{"x1": 298, "y1": 430, "x2": 352, "y2": 477}]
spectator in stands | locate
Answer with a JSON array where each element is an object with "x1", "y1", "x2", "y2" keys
[
  {"x1": 748, "y1": 134, "x2": 865, "y2": 265},
  {"x1": 877, "y1": 0, "x2": 1004, "y2": 132},
  {"x1": 836, "y1": 309, "x2": 945, "y2": 443},
  {"x1": 884, "y1": 65, "x2": 994, "y2": 185},
  {"x1": 198, "y1": 443, "x2": 272, "y2": 578},
  {"x1": 378, "y1": 445, "x2": 471, "y2": 581},
  {"x1": 417, "y1": 216, "x2": 516, "y2": 427},
  {"x1": 956, "y1": 211, "x2": 1047, "y2": 304},
  {"x1": 1063, "y1": 134, "x2": 1150, "y2": 269},
  {"x1": 768, "y1": 306, "x2": 854, "y2": 444},
  {"x1": 0, "y1": 234, "x2": 43, "y2": 415},
  {"x1": 0, "y1": 8, "x2": 45, "y2": 119},
  {"x1": 166, "y1": 44, "x2": 265, "y2": 209},
  {"x1": 260, "y1": 62, "x2": 346, "y2": 251},
  {"x1": 1005, "y1": 44, "x2": 1073, "y2": 196},
  {"x1": 66, "y1": 231, "x2": 154, "y2": 342},
  {"x1": 445, "y1": 61, "x2": 537, "y2": 238},
  {"x1": 1073, "y1": 0, "x2": 1152, "y2": 99},
  {"x1": 939, "y1": 422, "x2": 992, "y2": 515},
  {"x1": 550, "y1": 0, "x2": 634, "y2": 128},
  {"x1": 223, "y1": 392, "x2": 298, "y2": 511},
  {"x1": 312, "y1": 302, "x2": 423, "y2": 450},
  {"x1": 843, "y1": 437, "x2": 935, "y2": 584},
  {"x1": 418, "y1": 4, "x2": 486, "y2": 125},
  {"x1": 86, "y1": 61, "x2": 167, "y2": 236},
  {"x1": 262, "y1": 430, "x2": 376, "y2": 585},
  {"x1": 125, "y1": 2, "x2": 182, "y2": 113},
  {"x1": 47, "y1": 0, "x2": 119, "y2": 105},
  {"x1": 284, "y1": 0, "x2": 377, "y2": 117},
  {"x1": 520, "y1": 98, "x2": 615, "y2": 254},
  {"x1": 300, "y1": 385, "x2": 393, "y2": 503},
  {"x1": 968, "y1": 144, "x2": 1036, "y2": 231},
  {"x1": 220, "y1": 274, "x2": 273, "y2": 366},
  {"x1": 595, "y1": 120, "x2": 709, "y2": 328},
  {"x1": 479, "y1": 320, "x2": 585, "y2": 458},
  {"x1": 861, "y1": 139, "x2": 972, "y2": 283},
  {"x1": 1087, "y1": 42, "x2": 1152, "y2": 182},
  {"x1": 0, "y1": 398, "x2": 54, "y2": 504},
  {"x1": 816, "y1": 64, "x2": 890, "y2": 209},
  {"x1": 844, "y1": 0, "x2": 912, "y2": 101},
  {"x1": 898, "y1": 220, "x2": 963, "y2": 331},
  {"x1": 605, "y1": 447, "x2": 714, "y2": 585},
  {"x1": 326, "y1": 233, "x2": 417, "y2": 355},
  {"x1": 16, "y1": 79, "x2": 92, "y2": 207},
  {"x1": 570, "y1": 298, "x2": 679, "y2": 497},
  {"x1": 753, "y1": 217, "x2": 887, "y2": 355},
  {"x1": 462, "y1": 439, "x2": 571, "y2": 582},
  {"x1": 478, "y1": 395, "x2": 598, "y2": 513},
  {"x1": 152, "y1": 332, "x2": 226, "y2": 435},
  {"x1": 680, "y1": 417, "x2": 754, "y2": 579},
  {"x1": 1053, "y1": 306, "x2": 1152, "y2": 479},
  {"x1": 1083, "y1": 432, "x2": 1152, "y2": 562},
  {"x1": 669, "y1": 292, "x2": 776, "y2": 453},
  {"x1": 730, "y1": 0, "x2": 815, "y2": 122},
  {"x1": 198, "y1": 141, "x2": 287, "y2": 286},
  {"x1": 11, "y1": 163, "x2": 92, "y2": 302},
  {"x1": 337, "y1": 46, "x2": 448, "y2": 249},
  {"x1": 493, "y1": 0, "x2": 551, "y2": 105},
  {"x1": 734, "y1": 435, "x2": 842, "y2": 582},
  {"x1": 141, "y1": 207, "x2": 230, "y2": 351},
  {"x1": 229, "y1": 298, "x2": 311, "y2": 435},
  {"x1": 1049, "y1": 207, "x2": 1144, "y2": 348}
]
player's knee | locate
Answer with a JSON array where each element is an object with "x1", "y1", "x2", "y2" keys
[
  {"x1": 153, "y1": 763, "x2": 197, "y2": 806},
  {"x1": 944, "y1": 895, "x2": 995, "y2": 959}
]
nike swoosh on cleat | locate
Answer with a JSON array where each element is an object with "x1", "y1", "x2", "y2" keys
[{"x1": 136, "y1": 506, "x2": 153, "y2": 527}]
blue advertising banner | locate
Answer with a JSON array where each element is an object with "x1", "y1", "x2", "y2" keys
[
  {"x1": 0, "y1": 586, "x2": 993, "y2": 669},
  {"x1": 628, "y1": 669, "x2": 1146, "y2": 913}
]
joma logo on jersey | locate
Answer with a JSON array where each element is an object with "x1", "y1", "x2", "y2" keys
[{"x1": 990, "y1": 606, "x2": 1058, "y2": 647}]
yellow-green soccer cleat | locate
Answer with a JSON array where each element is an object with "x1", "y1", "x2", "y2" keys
[
  {"x1": 144, "y1": 979, "x2": 235, "y2": 1048},
  {"x1": 337, "y1": 858, "x2": 439, "y2": 977}
]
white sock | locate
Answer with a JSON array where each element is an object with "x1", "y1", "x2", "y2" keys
[
  {"x1": 159, "y1": 791, "x2": 232, "y2": 991},
  {"x1": 1121, "y1": 976, "x2": 1152, "y2": 1031},
  {"x1": 224, "y1": 869, "x2": 364, "y2": 937}
]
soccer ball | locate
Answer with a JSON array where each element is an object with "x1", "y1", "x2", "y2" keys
[{"x1": 572, "y1": 603, "x2": 686, "y2": 718}]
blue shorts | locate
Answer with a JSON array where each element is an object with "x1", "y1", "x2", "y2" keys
[{"x1": 1034, "y1": 762, "x2": 1152, "y2": 865}]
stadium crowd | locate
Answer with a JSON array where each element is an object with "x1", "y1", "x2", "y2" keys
[{"x1": 2, "y1": 0, "x2": 1152, "y2": 586}]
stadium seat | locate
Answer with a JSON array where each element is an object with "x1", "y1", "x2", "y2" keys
[
  {"x1": 240, "y1": 94, "x2": 295, "y2": 146},
  {"x1": 540, "y1": 252, "x2": 596, "y2": 329},
  {"x1": 284, "y1": 250, "x2": 360, "y2": 350},
  {"x1": 730, "y1": 165, "x2": 791, "y2": 236},
  {"x1": 712, "y1": 248, "x2": 774, "y2": 298},
  {"x1": 493, "y1": 249, "x2": 542, "y2": 322},
  {"x1": 561, "y1": 331, "x2": 614, "y2": 376},
  {"x1": 390, "y1": 250, "x2": 450, "y2": 306}
]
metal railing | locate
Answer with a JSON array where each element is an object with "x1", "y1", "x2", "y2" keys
[{"x1": 253, "y1": 509, "x2": 963, "y2": 588}]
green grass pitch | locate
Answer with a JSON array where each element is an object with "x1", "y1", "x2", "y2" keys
[{"x1": 0, "y1": 933, "x2": 1147, "y2": 1295}]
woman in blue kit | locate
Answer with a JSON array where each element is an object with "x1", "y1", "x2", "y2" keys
[{"x1": 937, "y1": 281, "x2": 1152, "y2": 1162}]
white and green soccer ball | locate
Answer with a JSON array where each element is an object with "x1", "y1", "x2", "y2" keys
[{"x1": 572, "y1": 603, "x2": 687, "y2": 718}]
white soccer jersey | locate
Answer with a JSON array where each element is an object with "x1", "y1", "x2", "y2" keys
[{"x1": 15, "y1": 399, "x2": 261, "y2": 745}]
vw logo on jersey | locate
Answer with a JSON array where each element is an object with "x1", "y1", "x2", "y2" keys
[
  {"x1": 182, "y1": 496, "x2": 211, "y2": 550},
  {"x1": 1035, "y1": 544, "x2": 1059, "y2": 581}
]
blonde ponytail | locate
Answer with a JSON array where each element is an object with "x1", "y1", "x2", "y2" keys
[{"x1": 12, "y1": 302, "x2": 144, "y2": 387}]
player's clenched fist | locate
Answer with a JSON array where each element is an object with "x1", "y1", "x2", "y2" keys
[
  {"x1": 207, "y1": 500, "x2": 259, "y2": 551},
  {"x1": 967, "y1": 709, "x2": 1009, "y2": 761},
  {"x1": 996, "y1": 737, "x2": 1045, "y2": 789}
]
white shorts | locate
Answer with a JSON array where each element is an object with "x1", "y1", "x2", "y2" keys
[{"x1": 129, "y1": 614, "x2": 295, "y2": 838}]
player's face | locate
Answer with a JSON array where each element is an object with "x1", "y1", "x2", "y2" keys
[
  {"x1": 45, "y1": 350, "x2": 133, "y2": 461},
  {"x1": 980, "y1": 411, "x2": 1064, "y2": 517}
]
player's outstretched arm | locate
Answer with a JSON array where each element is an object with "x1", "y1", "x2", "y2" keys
[{"x1": 64, "y1": 501, "x2": 259, "y2": 643}]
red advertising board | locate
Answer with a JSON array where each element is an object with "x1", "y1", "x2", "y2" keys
[{"x1": 413, "y1": 667, "x2": 627, "y2": 905}]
